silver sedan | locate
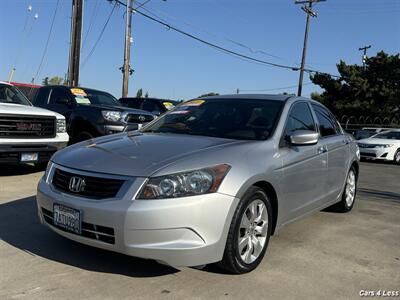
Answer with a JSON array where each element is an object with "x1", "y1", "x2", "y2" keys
[{"x1": 36, "y1": 94, "x2": 360, "y2": 274}]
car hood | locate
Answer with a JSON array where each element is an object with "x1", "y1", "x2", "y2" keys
[
  {"x1": 0, "y1": 103, "x2": 64, "y2": 119},
  {"x1": 357, "y1": 138, "x2": 399, "y2": 145},
  {"x1": 52, "y1": 132, "x2": 244, "y2": 177}
]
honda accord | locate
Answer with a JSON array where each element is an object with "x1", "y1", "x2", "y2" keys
[{"x1": 36, "y1": 94, "x2": 360, "y2": 273}]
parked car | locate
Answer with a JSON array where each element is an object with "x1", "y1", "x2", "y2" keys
[
  {"x1": 357, "y1": 129, "x2": 400, "y2": 163},
  {"x1": 36, "y1": 94, "x2": 359, "y2": 274},
  {"x1": 33, "y1": 86, "x2": 155, "y2": 143},
  {"x1": 0, "y1": 82, "x2": 68, "y2": 165},
  {"x1": 119, "y1": 97, "x2": 178, "y2": 115}
]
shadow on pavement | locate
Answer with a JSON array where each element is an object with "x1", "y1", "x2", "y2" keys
[
  {"x1": 358, "y1": 188, "x2": 400, "y2": 202},
  {"x1": 0, "y1": 196, "x2": 179, "y2": 277},
  {"x1": 0, "y1": 163, "x2": 45, "y2": 176}
]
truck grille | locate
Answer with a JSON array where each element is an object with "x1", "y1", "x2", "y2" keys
[
  {"x1": 52, "y1": 168, "x2": 125, "y2": 199},
  {"x1": 0, "y1": 114, "x2": 56, "y2": 138},
  {"x1": 41, "y1": 207, "x2": 115, "y2": 244},
  {"x1": 125, "y1": 114, "x2": 154, "y2": 124}
]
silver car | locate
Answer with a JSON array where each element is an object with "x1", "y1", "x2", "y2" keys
[{"x1": 36, "y1": 95, "x2": 360, "y2": 274}]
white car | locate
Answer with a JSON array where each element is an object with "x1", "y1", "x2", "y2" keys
[
  {"x1": 0, "y1": 82, "x2": 69, "y2": 165},
  {"x1": 357, "y1": 129, "x2": 400, "y2": 164}
]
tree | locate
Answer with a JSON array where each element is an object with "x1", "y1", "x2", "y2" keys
[
  {"x1": 144, "y1": 92, "x2": 149, "y2": 98},
  {"x1": 198, "y1": 92, "x2": 219, "y2": 97},
  {"x1": 310, "y1": 51, "x2": 400, "y2": 121},
  {"x1": 136, "y1": 88, "x2": 143, "y2": 98},
  {"x1": 42, "y1": 76, "x2": 64, "y2": 86}
]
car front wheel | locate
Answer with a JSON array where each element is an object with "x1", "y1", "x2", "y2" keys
[
  {"x1": 219, "y1": 186, "x2": 272, "y2": 274},
  {"x1": 394, "y1": 149, "x2": 400, "y2": 164}
]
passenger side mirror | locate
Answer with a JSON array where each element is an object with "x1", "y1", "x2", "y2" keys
[{"x1": 289, "y1": 130, "x2": 319, "y2": 146}]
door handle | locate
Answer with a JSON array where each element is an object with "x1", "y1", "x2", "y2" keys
[{"x1": 317, "y1": 146, "x2": 327, "y2": 154}]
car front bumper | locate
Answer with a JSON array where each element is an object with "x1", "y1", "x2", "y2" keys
[
  {"x1": 359, "y1": 147, "x2": 396, "y2": 161},
  {"x1": 0, "y1": 133, "x2": 69, "y2": 163},
  {"x1": 36, "y1": 177, "x2": 238, "y2": 267}
]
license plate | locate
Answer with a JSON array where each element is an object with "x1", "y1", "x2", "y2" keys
[
  {"x1": 53, "y1": 204, "x2": 81, "y2": 234},
  {"x1": 20, "y1": 153, "x2": 38, "y2": 162}
]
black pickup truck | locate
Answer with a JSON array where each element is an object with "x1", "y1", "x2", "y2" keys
[{"x1": 33, "y1": 85, "x2": 154, "y2": 143}]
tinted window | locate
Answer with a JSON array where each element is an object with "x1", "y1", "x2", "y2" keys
[
  {"x1": 34, "y1": 88, "x2": 50, "y2": 106},
  {"x1": 373, "y1": 131, "x2": 400, "y2": 140},
  {"x1": 143, "y1": 99, "x2": 283, "y2": 140},
  {"x1": 312, "y1": 104, "x2": 338, "y2": 137},
  {"x1": 49, "y1": 88, "x2": 70, "y2": 104},
  {"x1": 284, "y1": 102, "x2": 316, "y2": 136},
  {"x1": 142, "y1": 100, "x2": 161, "y2": 113}
]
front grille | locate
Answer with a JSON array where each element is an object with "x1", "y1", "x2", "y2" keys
[
  {"x1": 41, "y1": 207, "x2": 115, "y2": 244},
  {"x1": 52, "y1": 168, "x2": 124, "y2": 199},
  {"x1": 125, "y1": 114, "x2": 154, "y2": 124},
  {"x1": 360, "y1": 152, "x2": 376, "y2": 157},
  {"x1": 0, "y1": 114, "x2": 56, "y2": 138},
  {"x1": 358, "y1": 143, "x2": 378, "y2": 149}
]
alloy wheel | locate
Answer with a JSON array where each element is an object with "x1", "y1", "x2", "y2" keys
[
  {"x1": 345, "y1": 170, "x2": 356, "y2": 207},
  {"x1": 238, "y1": 199, "x2": 268, "y2": 264}
]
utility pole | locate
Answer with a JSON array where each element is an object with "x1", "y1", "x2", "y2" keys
[
  {"x1": 358, "y1": 45, "x2": 371, "y2": 68},
  {"x1": 295, "y1": 0, "x2": 325, "y2": 96},
  {"x1": 67, "y1": 0, "x2": 83, "y2": 87},
  {"x1": 121, "y1": 0, "x2": 134, "y2": 98}
]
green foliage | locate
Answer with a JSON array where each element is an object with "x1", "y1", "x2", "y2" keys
[
  {"x1": 42, "y1": 76, "x2": 64, "y2": 86},
  {"x1": 144, "y1": 92, "x2": 149, "y2": 98},
  {"x1": 310, "y1": 51, "x2": 400, "y2": 121},
  {"x1": 136, "y1": 88, "x2": 143, "y2": 98}
]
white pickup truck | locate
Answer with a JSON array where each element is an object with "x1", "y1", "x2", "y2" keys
[{"x1": 0, "y1": 82, "x2": 69, "y2": 165}]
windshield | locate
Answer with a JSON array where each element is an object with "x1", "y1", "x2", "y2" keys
[
  {"x1": 71, "y1": 88, "x2": 120, "y2": 106},
  {"x1": 0, "y1": 84, "x2": 32, "y2": 106},
  {"x1": 373, "y1": 131, "x2": 400, "y2": 140},
  {"x1": 142, "y1": 98, "x2": 283, "y2": 140}
]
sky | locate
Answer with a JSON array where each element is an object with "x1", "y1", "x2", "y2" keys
[{"x1": 1, "y1": 0, "x2": 399, "y2": 100}]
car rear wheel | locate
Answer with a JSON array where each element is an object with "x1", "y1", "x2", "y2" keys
[
  {"x1": 327, "y1": 166, "x2": 357, "y2": 213},
  {"x1": 219, "y1": 187, "x2": 272, "y2": 274}
]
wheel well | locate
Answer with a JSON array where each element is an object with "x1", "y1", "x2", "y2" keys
[
  {"x1": 351, "y1": 160, "x2": 359, "y2": 178},
  {"x1": 253, "y1": 181, "x2": 278, "y2": 235}
]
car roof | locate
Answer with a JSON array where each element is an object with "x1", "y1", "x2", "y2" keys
[
  {"x1": 197, "y1": 94, "x2": 296, "y2": 102},
  {"x1": 0, "y1": 81, "x2": 12, "y2": 86},
  {"x1": 41, "y1": 85, "x2": 113, "y2": 95},
  {"x1": 120, "y1": 97, "x2": 178, "y2": 103}
]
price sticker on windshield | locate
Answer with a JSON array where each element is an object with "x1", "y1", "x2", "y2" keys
[
  {"x1": 183, "y1": 99, "x2": 205, "y2": 107},
  {"x1": 70, "y1": 88, "x2": 87, "y2": 97}
]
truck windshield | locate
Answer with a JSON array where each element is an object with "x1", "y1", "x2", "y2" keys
[
  {"x1": 72, "y1": 88, "x2": 120, "y2": 106},
  {"x1": 0, "y1": 84, "x2": 32, "y2": 106},
  {"x1": 142, "y1": 98, "x2": 283, "y2": 140}
]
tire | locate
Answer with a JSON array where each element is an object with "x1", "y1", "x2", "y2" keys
[
  {"x1": 326, "y1": 166, "x2": 357, "y2": 213},
  {"x1": 73, "y1": 131, "x2": 94, "y2": 144},
  {"x1": 394, "y1": 149, "x2": 400, "y2": 165},
  {"x1": 218, "y1": 186, "x2": 272, "y2": 274}
]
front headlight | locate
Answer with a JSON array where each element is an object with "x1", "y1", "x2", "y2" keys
[
  {"x1": 137, "y1": 164, "x2": 231, "y2": 200},
  {"x1": 102, "y1": 110, "x2": 122, "y2": 122},
  {"x1": 56, "y1": 119, "x2": 66, "y2": 133},
  {"x1": 44, "y1": 161, "x2": 54, "y2": 184},
  {"x1": 375, "y1": 144, "x2": 394, "y2": 148}
]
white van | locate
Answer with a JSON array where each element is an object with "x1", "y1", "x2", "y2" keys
[{"x1": 0, "y1": 82, "x2": 69, "y2": 165}]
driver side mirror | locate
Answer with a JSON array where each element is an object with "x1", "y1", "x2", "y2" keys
[
  {"x1": 56, "y1": 97, "x2": 70, "y2": 105},
  {"x1": 289, "y1": 130, "x2": 319, "y2": 146}
]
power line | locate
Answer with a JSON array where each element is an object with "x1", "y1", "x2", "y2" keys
[
  {"x1": 81, "y1": 1, "x2": 118, "y2": 68},
  {"x1": 32, "y1": 0, "x2": 60, "y2": 84},
  {"x1": 112, "y1": 0, "x2": 299, "y2": 71},
  {"x1": 82, "y1": 0, "x2": 101, "y2": 50},
  {"x1": 240, "y1": 82, "x2": 314, "y2": 92}
]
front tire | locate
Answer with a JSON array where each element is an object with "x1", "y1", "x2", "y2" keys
[
  {"x1": 327, "y1": 166, "x2": 357, "y2": 213},
  {"x1": 219, "y1": 187, "x2": 272, "y2": 274},
  {"x1": 394, "y1": 149, "x2": 400, "y2": 165}
]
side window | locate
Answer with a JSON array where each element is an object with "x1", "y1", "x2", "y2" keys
[
  {"x1": 34, "y1": 88, "x2": 50, "y2": 106},
  {"x1": 142, "y1": 100, "x2": 160, "y2": 114},
  {"x1": 284, "y1": 102, "x2": 316, "y2": 137},
  {"x1": 49, "y1": 88, "x2": 69, "y2": 105},
  {"x1": 312, "y1": 104, "x2": 338, "y2": 137}
]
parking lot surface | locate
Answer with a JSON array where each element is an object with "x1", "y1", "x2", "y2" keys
[{"x1": 0, "y1": 162, "x2": 399, "y2": 300}]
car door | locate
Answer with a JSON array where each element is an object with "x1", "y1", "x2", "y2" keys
[
  {"x1": 48, "y1": 87, "x2": 76, "y2": 118},
  {"x1": 280, "y1": 102, "x2": 328, "y2": 222},
  {"x1": 311, "y1": 104, "x2": 349, "y2": 203}
]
